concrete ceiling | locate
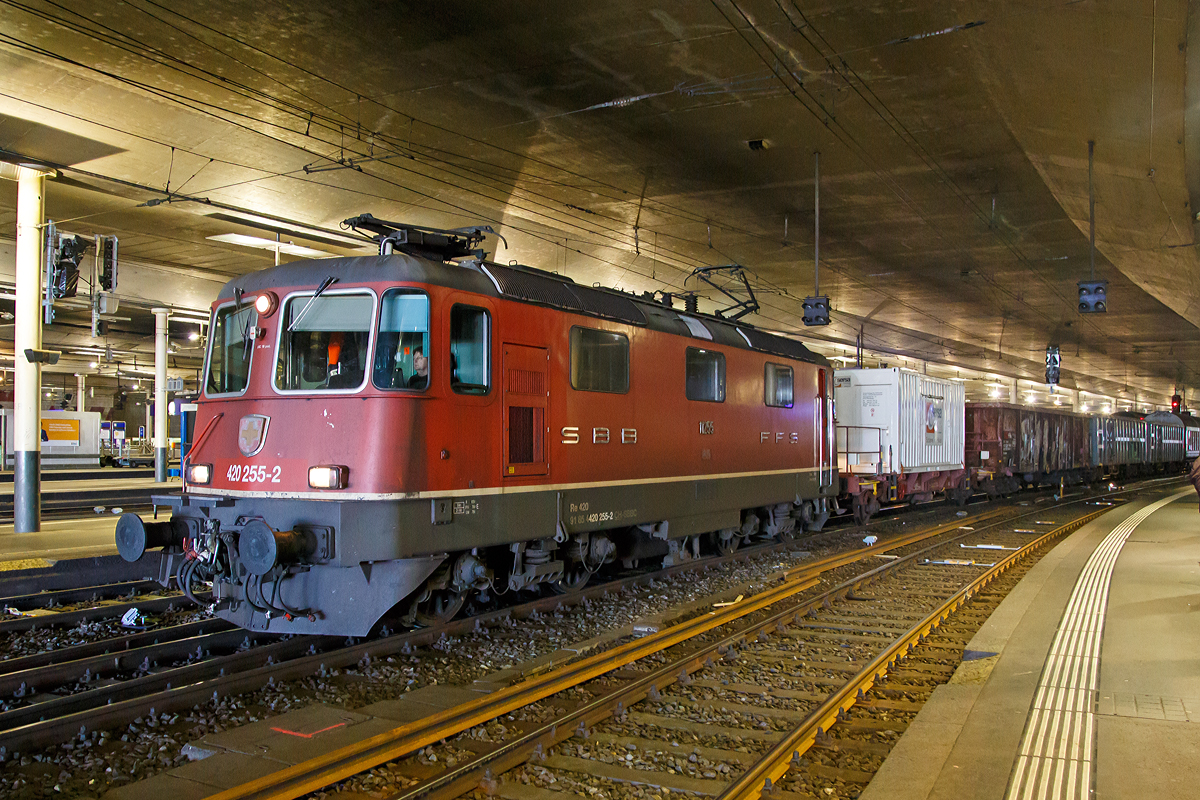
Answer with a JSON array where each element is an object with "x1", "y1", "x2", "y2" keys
[{"x1": 0, "y1": 0, "x2": 1195, "y2": 408}]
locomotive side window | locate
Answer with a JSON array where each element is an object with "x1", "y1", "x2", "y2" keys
[
  {"x1": 686, "y1": 347, "x2": 725, "y2": 402},
  {"x1": 205, "y1": 303, "x2": 257, "y2": 396},
  {"x1": 764, "y1": 363, "x2": 794, "y2": 408},
  {"x1": 450, "y1": 304, "x2": 490, "y2": 394},
  {"x1": 276, "y1": 292, "x2": 373, "y2": 392},
  {"x1": 570, "y1": 327, "x2": 629, "y2": 393},
  {"x1": 373, "y1": 289, "x2": 431, "y2": 391}
]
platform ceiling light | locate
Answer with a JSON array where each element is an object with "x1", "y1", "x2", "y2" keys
[
  {"x1": 206, "y1": 233, "x2": 332, "y2": 259},
  {"x1": 170, "y1": 311, "x2": 211, "y2": 323},
  {"x1": 0, "y1": 160, "x2": 56, "y2": 181}
]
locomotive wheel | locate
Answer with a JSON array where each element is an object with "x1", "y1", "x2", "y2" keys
[
  {"x1": 413, "y1": 589, "x2": 466, "y2": 627},
  {"x1": 715, "y1": 529, "x2": 740, "y2": 556},
  {"x1": 550, "y1": 563, "x2": 590, "y2": 594}
]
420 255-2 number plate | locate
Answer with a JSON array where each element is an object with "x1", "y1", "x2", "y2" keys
[{"x1": 226, "y1": 463, "x2": 282, "y2": 484}]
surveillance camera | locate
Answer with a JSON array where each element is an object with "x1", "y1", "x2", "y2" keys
[{"x1": 24, "y1": 348, "x2": 61, "y2": 365}]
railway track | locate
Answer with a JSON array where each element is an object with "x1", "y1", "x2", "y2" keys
[
  {"x1": 776, "y1": 541, "x2": 1046, "y2": 798},
  {"x1": 0, "y1": 501, "x2": 1019, "y2": 756},
  {"x1": 189, "y1": 487, "x2": 1140, "y2": 800},
  {"x1": 0, "y1": 477, "x2": 1178, "y2": 798}
]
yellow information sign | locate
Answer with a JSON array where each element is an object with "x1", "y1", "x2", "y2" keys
[{"x1": 40, "y1": 419, "x2": 80, "y2": 447}]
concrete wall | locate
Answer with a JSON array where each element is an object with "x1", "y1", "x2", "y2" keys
[{"x1": 0, "y1": 408, "x2": 102, "y2": 468}]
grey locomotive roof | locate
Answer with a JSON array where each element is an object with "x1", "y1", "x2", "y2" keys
[{"x1": 220, "y1": 254, "x2": 829, "y2": 367}]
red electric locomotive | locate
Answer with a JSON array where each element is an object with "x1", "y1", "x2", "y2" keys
[{"x1": 116, "y1": 217, "x2": 836, "y2": 636}]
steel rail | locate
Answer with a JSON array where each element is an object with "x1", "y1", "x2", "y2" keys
[
  {"x1": 381, "y1": 505, "x2": 1112, "y2": 800},
  {"x1": 0, "y1": 592, "x2": 198, "y2": 635},
  {"x1": 0, "y1": 504, "x2": 998, "y2": 755},
  {"x1": 199, "y1": 509, "x2": 1009, "y2": 800},
  {"x1": 208, "y1": 505, "x2": 1064, "y2": 800},
  {"x1": 716, "y1": 507, "x2": 1110, "y2": 800},
  {"x1": 0, "y1": 625, "x2": 249, "y2": 697},
  {"x1": 205, "y1": 573, "x2": 825, "y2": 800},
  {"x1": 0, "y1": 630, "x2": 310, "y2": 736},
  {"x1": 0, "y1": 618, "x2": 235, "y2": 676},
  {"x1": 0, "y1": 579, "x2": 160, "y2": 610}
]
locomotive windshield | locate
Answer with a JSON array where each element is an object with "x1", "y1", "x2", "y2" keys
[
  {"x1": 205, "y1": 303, "x2": 257, "y2": 395},
  {"x1": 275, "y1": 292, "x2": 373, "y2": 391},
  {"x1": 373, "y1": 289, "x2": 431, "y2": 390}
]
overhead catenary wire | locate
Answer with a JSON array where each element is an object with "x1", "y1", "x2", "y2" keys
[
  {"x1": 0, "y1": 0, "x2": 1164, "y2": 396},
  {"x1": 776, "y1": 0, "x2": 1120, "y2": 348},
  {"x1": 0, "y1": 0, "x2": 940, "y2": 328}
]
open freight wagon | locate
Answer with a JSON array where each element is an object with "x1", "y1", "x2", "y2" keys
[{"x1": 965, "y1": 403, "x2": 1089, "y2": 495}]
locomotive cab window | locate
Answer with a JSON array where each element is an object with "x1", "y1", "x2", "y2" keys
[
  {"x1": 570, "y1": 327, "x2": 629, "y2": 393},
  {"x1": 450, "y1": 304, "x2": 490, "y2": 394},
  {"x1": 686, "y1": 347, "x2": 725, "y2": 402},
  {"x1": 373, "y1": 289, "x2": 431, "y2": 391},
  {"x1": 764, "y1": 363, "x2": 794, "y2": 408},
  {"x1": 205, "y1": 303, "x2": 258, "y2": 396},
  {"x1": 275, "y1": 291, "x2": 373, "y2": 392}
]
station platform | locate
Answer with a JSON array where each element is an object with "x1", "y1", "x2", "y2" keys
[
  {"x1": 0, "y1": 515, "x2": 132, "y2": 566},
  {"x1": 0, "y1": 477, "x2": 179, "y2": 565},
  {"x1": 0, "y1": 467, "x2": 158, "y2": 482},
  {"x1": 863, "y1": 482, "x2": 1200, "y2": 800},
  {"x1": 0, "y1": 475, "x2": 180, "y2": 521}
]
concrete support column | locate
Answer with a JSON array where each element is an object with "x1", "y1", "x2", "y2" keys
[
  {"x1": 14, "y1": 167, "x2": 46, "y2": 533},
  {"x1": 1009, "y1": 378, "x2": 1018, "y2": 404},
  {"x1": 152, "y1": 308, "x2": 169, "y2": 482},
  {"x1": 75, "y1": 373, "x2": 85, "y2": 413}
]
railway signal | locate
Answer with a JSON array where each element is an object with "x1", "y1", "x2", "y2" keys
[
  {"x1": 43, "y1": 221, "x2": 91, "y2": 323},
  {"x1": 99, "y1": 235, "x2": 118, "y2": 291},
  {"x1": 1172, "y1": 394, "x2": 1182, "y2": 414},
  {"x1": 1045, "y1": 345, "x2": 1061, "y2": 386},
  {"x1": 802, "y1": 295, "x2": 830, "y2": 326},
  {"x1": 1077, "y1": 279, "x2": 1107, "y2": 313}
]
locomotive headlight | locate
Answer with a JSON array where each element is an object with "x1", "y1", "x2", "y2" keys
[
  {"x1": 254, "y1": 291, "x2": 278, "y2": 317},
  {"x1": 308, "y1": 465, "x2": 348, "y2": 489},
  {"x1": 186, "y1": 463, "x2": 213, "y2": 485}
]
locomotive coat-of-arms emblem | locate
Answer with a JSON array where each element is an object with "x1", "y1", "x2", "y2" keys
[{"x1": 238, "y1": 414, "x2": 270, "y2": 457}]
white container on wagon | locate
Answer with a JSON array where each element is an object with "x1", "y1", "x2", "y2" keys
[{"x1": 833, "y1": 368, "x2": 964, "y2": 475}]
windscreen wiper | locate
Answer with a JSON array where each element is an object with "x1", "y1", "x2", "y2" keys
[
  {"x1": 235, "y1": 288, "x2": 256, "y2": 362},
  {"x1": 287, "y1": 276, "x2": 339, "y2": 332}
]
